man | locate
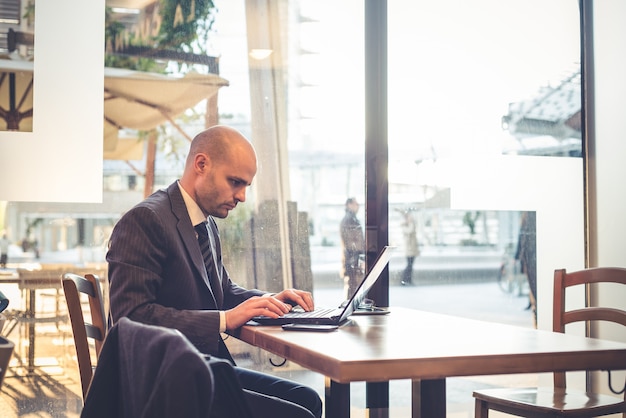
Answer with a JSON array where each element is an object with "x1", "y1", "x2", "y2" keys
[
  {"x1": 0, "y1": 233, "x2": 9, "y2": 269},
  {"x1": 400, "y1": 210, "x2": 419, "y2": 286},
  {"x1": 339, "y1": 197, "x2": 365, "y2": 298},
  {"x1": 107, "y1": 125, "x2": 322, "y2": 418},
  {"x1": 515, "y1": 211, "x2": 537, "y2": 328}
]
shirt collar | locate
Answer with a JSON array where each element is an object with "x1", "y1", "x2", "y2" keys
[{"x1": 177, "y1": 181, "x2": 207, "y2": 227}]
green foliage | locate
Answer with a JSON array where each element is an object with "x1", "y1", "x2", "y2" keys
[
  {"x1": 104, "y1": 7, "x2": 165, "y2": 71},
  {"x1": 462, "y1": 211, "x2": 481, "y2": 235},
  {"x1": 23, "y1": 1, "x2": 35, "y2": 26},
  {"x1": 105, "y1": 1, "x2": 217, "y2": 71},
  {"x1": 156, "y1": 0, "x2": 216, "y2": 51},
  {"x1": 25, "y1": 218, "x2": 43, "y2": 238}
]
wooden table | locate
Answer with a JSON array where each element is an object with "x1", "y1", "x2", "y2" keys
[
  {"x1": 0, "y1": 269, "x2": 65, "y2": 374},
  {"x1": 237, "y1": 307, "x2": 626, "y2": 418}
]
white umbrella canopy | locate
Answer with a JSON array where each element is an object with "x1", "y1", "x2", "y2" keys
[
  {"x1": 0, "y1": 58, "x2": 229, "y2": 156},
  {"x1": 103, "y1": 67, "x2": 229, "y2": 147}
]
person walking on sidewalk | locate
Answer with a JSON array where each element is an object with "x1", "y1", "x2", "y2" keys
[
  {"x1": 0, "y1": 233, "x2": 10, "y2": 269},
  {"x1": 400, "y1": 210, "x2": 419, "y2": 285},
  {"x1": 340, "y1": 197, "x2": 365, "y2": 298}
]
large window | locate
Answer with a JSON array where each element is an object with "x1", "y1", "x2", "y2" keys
[
  {"x1": 386, "y1": 0, "x2": 583, "y2": 329},
  {"x1": 0, "y1": 1, "x2": 590, "y2": 415}
]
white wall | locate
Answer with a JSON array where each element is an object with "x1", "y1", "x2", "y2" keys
[
  {"x1": 0, "y1": 0, "x2": 104, "y2": 203},
  {"x1": 593, "y1": 0, "x2": 626, "y2": 332},
  {"x1": 593, "y1": 4, "x2": 626, "y2": 270},
  {"x1": 592, "y1": 0, "x2": 626, "y2": 393}
]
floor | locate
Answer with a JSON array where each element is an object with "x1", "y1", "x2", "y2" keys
[
  {"x1": 0, "y1": 323, "x2": 82, "y2": 418},
  {"x1": 0, "y1": 280, "x2": 538, "y2": 417}
]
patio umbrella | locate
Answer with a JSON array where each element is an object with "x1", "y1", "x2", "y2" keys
[
  {"x1": 0, "y1": 57, "x2": 229, "y2": 156},
  {"x1": 103, "y1": 66, "x2": 229, "y2": 151},
  {"x1": 0, "y1": 58, "x2": 33, "y2": 132}
]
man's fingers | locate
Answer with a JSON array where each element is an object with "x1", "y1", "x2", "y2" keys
[
  {"x1": 289, "y1": 290, "x2": 314, "y2": 311},
  {"x1": 254, "y1": 296, "x2": 290, "y2": 315}
]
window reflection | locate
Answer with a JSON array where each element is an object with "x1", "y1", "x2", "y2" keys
[
  {"x1": 0, "y1": 1, "x2": 582, "y2": 415},
  {"x1": 0, "y1": 1, "x2": 579, "y2": 322},
  {"x1": 387, "y1": 0, "x2": 579, "y2": 326}
]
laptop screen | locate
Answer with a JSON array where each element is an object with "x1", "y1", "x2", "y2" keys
[{"x1": 338, "y1": 246, "x2": 395, "y2": 322}]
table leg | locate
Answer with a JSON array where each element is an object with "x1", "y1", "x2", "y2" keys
[
  {"x1": 325, "y1": 377, "x2": 350, "y2": 417},
  {"x1": 27, "y1": 289, "x2": 36, "y2": 373},
  {"x1": 366, "y1": 381, "x2": 389, "y2": 418},
  {"x1": 412, "y1": 378, "x2": 446, "y2": 418}
]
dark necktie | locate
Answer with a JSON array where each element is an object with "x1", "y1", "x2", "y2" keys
[{"x1": 195, "y1": 222, "x2": 223, "y2": 306}]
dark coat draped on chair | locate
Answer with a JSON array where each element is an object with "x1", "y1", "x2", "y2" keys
[{"x1": 81, "y1": 317, "x2": 215, "y2": 418}]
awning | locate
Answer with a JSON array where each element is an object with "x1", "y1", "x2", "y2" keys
[{"x1": 0, "y1": 57, "x2": 229, "y2": 159}]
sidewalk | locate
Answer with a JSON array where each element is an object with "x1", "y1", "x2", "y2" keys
[{"x1": 310, "y1": 245, "x2": 503, "y2": 288}]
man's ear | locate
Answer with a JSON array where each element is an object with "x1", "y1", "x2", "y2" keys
[{"x1": 196, "y1": 153, "x2": 210, "y2": 172}]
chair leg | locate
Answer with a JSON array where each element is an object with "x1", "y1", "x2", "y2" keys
[{"x1": 474, "y1": 399, "x2": 489, "y2": 418}]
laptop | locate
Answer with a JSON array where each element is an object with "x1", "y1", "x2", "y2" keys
[{"x1": 252, "y1": 246, "x2": 394, "y2": 326}]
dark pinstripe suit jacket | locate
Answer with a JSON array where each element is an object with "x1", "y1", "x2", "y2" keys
[{"x1": 106, "y1": 181, "x2": 263, "y2": 356}]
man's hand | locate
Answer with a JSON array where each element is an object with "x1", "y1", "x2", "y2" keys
[
  {"x1": 273, "y1": 288, "x2": 315, "y2": 312},
  {"x1": 224, "y1": 289, "x2": 315, "y2": 331},
  {"x1": 224, "y1": 296, "x2": 292, "y2": 330}
]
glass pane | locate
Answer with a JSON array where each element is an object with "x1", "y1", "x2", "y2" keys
[
  {"x1": 0, "y1": 1, "x2": 588, "y2": 416},
  {"x1": 387, "y1": 0, "x2": 581, "y2": 325},
  {"x1": 202, "y1": 2, "x2": 367, "y2": 409},
  {"x1": 213, "y1": 0, "x2": 365, "y2": 305}
]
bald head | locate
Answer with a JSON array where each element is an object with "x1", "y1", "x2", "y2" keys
[
  {"x1": 180, "y1": 125, "x2": 257, "y2": 218},
  {"x1": 185, "y1": 125, "x2": 256, "y2": 171}
]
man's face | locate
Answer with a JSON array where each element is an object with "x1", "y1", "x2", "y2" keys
[{"x1": 195, "y1": 151, "x2": 257, "y2": 219}]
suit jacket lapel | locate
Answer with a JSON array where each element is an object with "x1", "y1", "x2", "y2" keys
[{"x1": 167, "y1": 183, "x2": 218, "y2": 305}]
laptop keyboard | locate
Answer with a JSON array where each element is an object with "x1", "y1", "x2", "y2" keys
[{"x1": 285, "y1": 307, "x2": 338, "y2": 318}]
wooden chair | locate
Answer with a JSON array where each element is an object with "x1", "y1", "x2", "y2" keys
[
  {"x1": 473, "y1": 267, "x2": 626, "y2": 418},
  {"x1": 62, "y1": 273, "x2": 107, "y2": 400}
]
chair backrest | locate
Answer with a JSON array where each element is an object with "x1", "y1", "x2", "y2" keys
[
  {"x1": 552, "y1": 267, "x2": 626, "y2": 388},
  {"x1": 62, "y1": 272, "x2": 107, "y2": 400}
]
